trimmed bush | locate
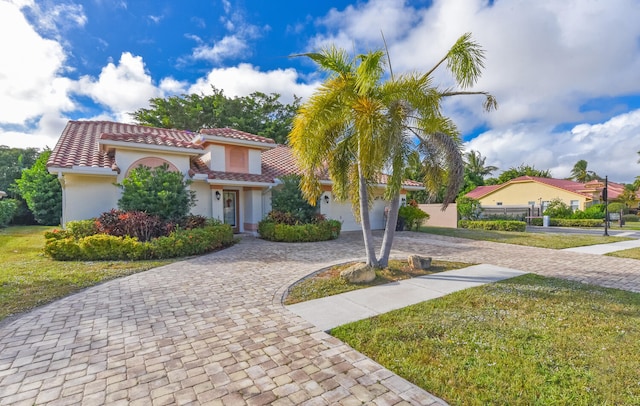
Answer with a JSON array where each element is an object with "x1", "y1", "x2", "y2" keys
[
  {"x1": 66, "y1": 220, "x2": 99, "y2": 238},
  {"x1": 459, "y1": 220, "x2": 526, "y2": 232},
  {"x1": 398, "y1": 205, "x2": 429, "y2": 231},
  {"x1": 543, "y1": 198, "x2": 572, "y2": 219},
  {"x1": 530, "y1": 218, "x2": 603, "y2": 227},
  {"x1": 44, "y1": 224, "x2": 234, "y2": 261},
  {"x1": 623, "y1": 214, "x2": 639, "y2": 223},
  {"x1": 0, "y1": 198, "x2": 18, "y2": 227},
  {"x1": 258, "y1": 219, "x2": 341, "y2": 242}
]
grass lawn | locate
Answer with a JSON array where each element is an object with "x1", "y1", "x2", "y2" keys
[
  {"x1": 332, "y1": 274, "x2": 640, "y2": 405},
  {"x1": 0, "y1": 226, "x2": 172, "y2": 322},
  {"x1": 284, "y1": 259, "x2": 471, "y2": 305},
  {"x1": 419, "y1": 226, "x2": 631, "y2": 249},
  {"x1": 607, "y1": 247, "x2": 640, "y2": 260}
]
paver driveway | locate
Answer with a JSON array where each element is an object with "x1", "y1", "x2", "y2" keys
[{"x1": 1, "y1": 231, "x2": 639, "y2": 405}]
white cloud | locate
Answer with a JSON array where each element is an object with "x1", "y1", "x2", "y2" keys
[
  {"x1": 188, "y1": 63, "x2": 319, "y2": 104},
  {"x1": 192, "y1": 35, "x2": 249, "y2": 63},
  {"x1": 76, "y1": 52, "x2": 160, "y2": 116},
  {"x1": 465, "y1": 109, "x2": 640, "y2": 183},
  {"x1": 0, "y1": 1, "x2": 75, "y2": 124},
  {"x1": 308, "y1": 0, "x2": 640, "y2": 183},
  {"x1": 310, "y1": 0, "x2": 418, "y2": 50}
]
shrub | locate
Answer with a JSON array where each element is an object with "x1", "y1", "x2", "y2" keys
[
  {"x1": 179, "y1": 214, "x2": 208, "y2": 230},
  {"x1": 117, "y1": 164, "x2": 196, "y2": 221},
  {"x1": 457, "y1": 196, "x2": 481, "y2": 220},
  {"x1": 459, "y1": 220, "x2": 526, "y2": 232},
  {"x1": 266, "y1": 210, "x2": 299, "y2": 225},
  {"x1": 258, "y1": 219, "x2": 341, "y2": 242},
  {"x1": 530, "y1": 218, "x2": 603, "y2": 227},
  {"x1": 572, "y1": 204, "x2": 605, "y2": 219},
  {"x1": 543, "y1": 198, "x2": 573, "y2": 218},
  {"x1": 398, "y1": 205, "x2": 429, "y2": 231},
  {"x1": 66, "y1": 220, "x2": 99, "y2": 238},
  {"x1": 96, "y1": 210, "x2": 166, "y2": 242},
  {"x1": 44, "y1": 224, "x2": 234, "y2": 261},
  {"x1": 0, "y1": 198, "x2": 18, "y2": 227},
  {"x1": 607, "y1": 202, "x2": 628, "y2": 215},
  {"x1": 271, "y1": 175, "x2": 318, "y2": 224},
  {"x1": 623, "y1": 214, "x2": 640, "y2": 222}
]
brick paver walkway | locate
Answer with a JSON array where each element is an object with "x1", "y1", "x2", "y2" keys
[{"x1": 1, "y1": 231, "x2": 639, "y2": 405}]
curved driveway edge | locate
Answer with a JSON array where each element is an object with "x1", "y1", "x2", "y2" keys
[{"x1": 1, "y1": 231, "x2": 639, "y2": 405}]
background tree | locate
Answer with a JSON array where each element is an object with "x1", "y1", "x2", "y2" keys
[
  {"x1": 290, "y1": 33, "x2": 496, "y2": 267},
  {"x1": 458, "y1": 150, "x2": 499, "y2": 196},
  {"x1": 569, "y1": 159, "x2": 599, "y2": 182},
  {"x1": 0, "y1": 146, "x2": 39, "y2": 224},
  {"x1": 616, "y1": 185, "x2": 637, "y2": 208},
  {"x1": 13, "y1": 150, "x2": 62, "y2": 225},
  {"x1": 487, "y1": 164, "x2": 552, "y2": 185},
  {"x1": 117, "y1": 164, "x2": 196, "y2": 221},
  {"x1": 131, "y1": 87, "x2": 301, "y2": 144}
]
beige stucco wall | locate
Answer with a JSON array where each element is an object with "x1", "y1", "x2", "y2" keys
[
  {"x1": 243, "y1": 188, "x2": 263, "y2": 232},
  {"x1": 114, "y1": 150, "x2": 191, "y2": 183},
  {"x1": 478, "y1": 182, "x2": 589, "y2": 210},
  {"x1": 418, "y1": 203, "x2": 458, "y2": 228},
  {"x1": 61, "y1": 174, "x2": 119, "y2": 225},
  {"x1": 248, "y1": 149, "x2": 262, "y2": 174},
  {"x1": 190, "y1": 181, "x2": 212, "y2": 218}
]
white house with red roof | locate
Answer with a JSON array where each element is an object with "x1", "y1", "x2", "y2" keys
[
  {"x1": 465, "y1": 176, "x2": 625, "y2": 213},
  {"x1": 47, "y1": 120, "x2": 423, "y2": 232}
]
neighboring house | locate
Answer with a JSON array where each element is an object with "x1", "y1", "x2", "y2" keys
[
  {"x1": 465, "y1": 176, "x2": 625, "y2": 214},
  {"x1": 47, "y1": 120, "x2": 423, "y2": 232}
]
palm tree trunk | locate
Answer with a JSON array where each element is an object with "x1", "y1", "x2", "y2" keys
[
  {"x1": 378, "y1": 193, "x2": 400, "y2": 268},
  {"x1": 358, "y1": 166, "x2": 378, "y2": 268}
]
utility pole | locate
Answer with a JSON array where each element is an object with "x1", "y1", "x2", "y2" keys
[{"x1": 603, "y1": 175, "x2": 609, "y2": 237}]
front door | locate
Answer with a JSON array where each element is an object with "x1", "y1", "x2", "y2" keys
[{"x1": 223, "y1": 190, "x2": 239, "y2": 233}]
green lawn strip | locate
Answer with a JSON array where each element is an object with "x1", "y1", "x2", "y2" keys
[
  {"x1": 284, "y1": 260, "x2": 472, "y2": 305},
  {"x1": 331, "y1": 274, "x2": 640, "y2": 405},
  {"x1": 0, "y1": 226, "x2": 172, "y2": 321},
  {"x1": 419, "y1": 226, "x2": 631, "y2": 249},
  {"x1": 606, "y1": 247, "x2": 640, "y2": 260}
]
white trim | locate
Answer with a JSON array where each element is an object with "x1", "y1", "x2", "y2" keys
[
  {"x1": 201, "y1": 135, "x2": 275, "y2": 150},
  {"x1": 208, "y1": 179, "x2": 276, "y2": 187},
  {"x1": 192, "y1": 173, "x2": 209, "y2": 180},
  {"x1": 99, "y1": 140, "x2": 202, "y2": 156},
  {"x1": 48, "y1": 167, "x2": 118, "y2": 176}
]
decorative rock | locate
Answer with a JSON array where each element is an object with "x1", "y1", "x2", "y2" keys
[
  {"x1": 340, "y1": 262, "x2": 376, "y2": 284},
  {"x1": 408, "y1": 255, "x2": 432, "y2": 270}
]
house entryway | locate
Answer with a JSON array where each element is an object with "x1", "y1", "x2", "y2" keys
[{"x1": 223, "y1": 190, "x2": 239, "y2": 233}]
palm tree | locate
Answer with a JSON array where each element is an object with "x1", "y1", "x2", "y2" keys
[
  {"x1": 570, "y1": 159, "x2": 598, "y2": 182},
  {"x1": 289, "y1": 34, "x2": 496, "y2": 267},
  {"x1": 465, "y1": 150, "x2": 498, "y2": 179}
]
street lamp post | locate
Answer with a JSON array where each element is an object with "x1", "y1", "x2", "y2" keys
[{"x1": 603, "y1": 175, "x2": 609, "y2": 237}]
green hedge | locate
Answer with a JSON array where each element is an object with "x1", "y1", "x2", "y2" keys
[
  {"x1": 44, "y1": 224, "x2": 234, "y2": 261},
  {"x1": 258, "y1": 219, "x2": 342, "y2": 242},
  {"x1": 623, "y1": 214, "x2": 640, "y2": 222},
  {"x1": 459, "y1": 220, "x2": 526, "y2": 232},
  {"x1": 529, "y1": 218, "x2": 603, "y2": 227}
]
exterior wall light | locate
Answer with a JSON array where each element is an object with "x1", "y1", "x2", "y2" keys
[
  {"x1": 324, "y1": 194, "x2": 330, "y2": 204},
  {"x1": 215, "y1": 191, "x2": 221, "y2": 200}
]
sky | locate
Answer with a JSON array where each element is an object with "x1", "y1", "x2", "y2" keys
[{"x1": 1, "y1": 0, "x2": 640, "y2": 183}]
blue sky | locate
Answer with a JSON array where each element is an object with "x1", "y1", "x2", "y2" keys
[{"x1": 2, "y1": 0, "x2": 640, "y2": 182}]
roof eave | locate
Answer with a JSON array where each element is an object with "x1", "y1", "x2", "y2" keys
[
  {"x1": 200, "y1": 135, "x2": 276, "y2": 150},
  {"x1": 47, "y1": 166, "x2": 118, "y2": 176},
  {"x1": 99, "y1": 139, "x2": 202, "y2": 156}
]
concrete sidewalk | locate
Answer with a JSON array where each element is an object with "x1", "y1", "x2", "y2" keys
[
  {"x1": 286, "y1": 264, "x2": 527, "y2": 331},
  {"x1": 562, "y1": 238, "x2": 640, "y2": 255}
]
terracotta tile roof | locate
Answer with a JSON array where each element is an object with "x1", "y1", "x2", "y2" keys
[
  {"x1": 465, "y1": 176, "x2": 623, "y2": 200},
  {"x1": 48, "y1": 121, "x2": 201, "y2": 170},
  {"x1": 199, "y1": 128, "x2": 276, "y2": 145},
  {"x1": 260, "y1": 145, "x2": 423, "y2": 188},
  {"x1": 49, "y1": 120, "x2": 425, "y2": 189}
]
